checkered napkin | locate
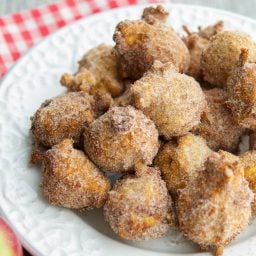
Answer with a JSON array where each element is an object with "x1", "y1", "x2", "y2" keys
[{"x1": 0, "y1": 0, "x2": 169, "y2": 78}]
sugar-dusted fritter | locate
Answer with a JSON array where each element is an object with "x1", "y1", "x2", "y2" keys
[
  {"x1": 31, "y1": 92, "x2": 96, "y2": 148},
  {"x1": 113, "y1": 6, "x2": 190, "y2": 80},
  {"x1": 141, "y1": 5, "x2": 169, "y2": 25},
  {"x1": 113, "y1": 79, "x2": 133, "y2": 107},
  {"x1": 79, "y1": 44, "x2": 123, "y2": 97},
  {"x1": 84, "y1": 106, "x2": 159, "y2": 172},
  {"x1": 177, "y1": 150, "x2": 253, "y2": 256},
  {"x1": 182, "y1": 21, "x2": 223, "y2": 80},
  {"x1": 192, "y1": 88, "x2": 245, "y2": 152},
  {"x1": 129, "y1": 61, "x2": 206, "y2": 138},
  {"x1": 42, "y1": 139, "x2": 111, "y2": 209},
  {"x1": 155, "y1": 133, "x2": 212, "y2": 193},
  {"x1": 201, "y1": 31, "x2": 256, "y2": 87},
  {"x1": 240, "y1": 150, "x2": 256, "y2": 214},
  {"x1": 104, "y1": 163, "x2": 171, "y2": 240},
  {"x1": 30, "y1": 143, "x2": 47, "y2": 165},
  {"x1": 61, "y1": 44, "x2": 123, "y2": 98},
  {"x1": 226, "y1": 49, "x2": 256, "y2": 129},
  {"x1": 60, "y1": 68, "x2": 96, "y2": 93}
]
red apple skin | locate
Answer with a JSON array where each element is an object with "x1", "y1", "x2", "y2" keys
[{"x1": 0, "y1": 218, "x2": 23, "y2": 256}]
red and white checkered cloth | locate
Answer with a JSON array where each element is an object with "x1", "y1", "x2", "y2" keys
[{"x1": 0, "y1": 0, "x2": 169, "y2": 78}]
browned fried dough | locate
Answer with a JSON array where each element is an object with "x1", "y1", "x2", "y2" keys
[
  {"x1": 84, "y1": 106, "x2": 159, "y2": 172},
  {"x1": 201, "y1": 31, "x2": 256, "y2": 86},
  {"x1": 182, "y1": 21, "x2": 223, "y2": 80},
  {"x1": 60, "y1": 44, "x2": 123, "y2": 112},
  {"x1": 113, "y1": 6, "x2": 190, "y2": 80},
  {"x1": 177, "y1": 150, "x2": 253, "y2": 255},
  {"x1": 31, "y1": 92, "x2": 95, "y2": 147},
  {"x1": 193, "y1": 88, "x2": 245, "y2": 152},
  {"x1": 155, "y1": 133, "x2": 211, "y2": 193},
  {"x1": 129, "y1": 61, "x2": 206, "y2": 138},
  {"x1": 42, "y1": 139, "x2": 110, "y2": 209},
  {"x1": 226, "y1": 49, "x2": 256, "y2": 129},
  {"x1": 104, "y1": 163, "x2": 171, "y2": 240},
  {"x1": 240, "y1": 150, "x2": 256, "y2": 214},
  {"x1": 142, "y1": 5, "x2": 169, "y2": 25}
]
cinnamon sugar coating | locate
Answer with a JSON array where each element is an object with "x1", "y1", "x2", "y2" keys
[
  {"x1": 239, "y1": 150, "x2": 256, "y2": 214},
  {"x1": 61, "y1": 44, "x2": 123, "y2": 98},
  {"x1": 155, "y1": 133, "x2": 212, "y2": 193},
  {"x1": 104, "y1": 164, "x2": 171, "y2": 240},
  {"x1": 226, "y1": 49, "x2": 256, "y2": 129},
  {"x1": 182, "y1": 21, "x2": 223, "y2": 80},
  {"x1": 129, "y1": 61, "x2": 206, "y2": 138},
  {"x1": 142, "y1": 5, "x2": 169, "y2": 25},
  {"x1": 177, "y1": 150, "x2": 253, "y2": 255},
  {"x1": 84, "y1": 106, "x2": 159, "y2": 172},
  {"x1": 201, "y1": 31, "x2": 256, "y2": 87},
  {"x1": 113, "y1": 77, "x2": 134, "y2": 107},
  {"x1": 113, "y1": 6, "x2": 190, "y2": 80},
  {"x1": 42, "y1": 139, "x2": 111, "y2": 209},
  {"x1": 30, "y1": 143, "x2": 47, "y2": 165},
  {"x1": 192, "y1": 88, "x2": 245, "y2": 152},
  {"x1": 31, "y1": 92, "x2": 96, "y2": 148},
  {"x1": 28, "y1": 5, "x2": 256, "y2": 250}
]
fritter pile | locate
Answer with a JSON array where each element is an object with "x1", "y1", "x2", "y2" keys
[{"x1": 30, "y1": 5, "x2": 256, "y2": 256}]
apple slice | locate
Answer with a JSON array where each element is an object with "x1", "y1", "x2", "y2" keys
[{"x1": 0, "y1": 218, "x2": 23, "y2": 256}]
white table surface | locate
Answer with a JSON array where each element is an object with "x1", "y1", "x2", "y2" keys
[{"x1": 1, "y1": 0, "x2": 256, "y2": 19}]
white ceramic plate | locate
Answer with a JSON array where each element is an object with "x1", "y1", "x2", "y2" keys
[{"x1": 1, "y1": 3, "x2": 256, "y2": 256}]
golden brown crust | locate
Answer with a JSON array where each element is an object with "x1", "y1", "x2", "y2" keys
[
  {"x1": 104, "y1": 164, "x2": 171, "y2": 240},
  {"x1": 201, "y1": 31, "x2": 256, "y2": 87},
  {"x1": 155, "y1": 133, "x2": 212, "y2": 193},
  {"x1": 142, "y1": 5, "x2": 169, "y2": 25},
  {"x1": 60, "y1": 44, "x2": 123, "y2": 113},
  {"x1": 130, "y1": 61, "x2": 206, "y2": 138},
  {"x1": 78, "y1": 44, "x2": 123, "y2": 97},
  {"x1": 113, "y1": 79, "x2": 134, "y2": 107},
  {"x1": 42, "y1": 139, "x2": 111, "y2": 209},
  {"x1": 198, "y1": 21, "x2": 224, "y2": 39},
  {"x1": 84, "y1": 106, "x2": 159, "y2": 172},
  {"x1": 192, "y1": 88, "x2": 245, "y2": 152},
  {"x1": 29, "y1": 6, "x2": 256, "y2": 248},
  {"x1": 113, "y1": 87, "x2": 133, "y2": 107},
  {"x1": 31, "y1": 92, "x2": 96, "y2": 148},
  {"x1": 177, "y1": 150, "x2": 253, "y2": 251},
  {"x1": 30, "y1": 143, "x2": 47, "y2": 165},
  {"x1": 226, "y1": 49, "x2": 256, "y2": 129},
  {"x1": 182, "y1": 21, "x2": 223, "y2": 80},
  {"x1": 60, "y1": 68, "x2": 96, "y2": 93},
  {"x1": 239, "y1": 150, "x2": 256, "y2": 214},
  {"x1": 113, "y1": 17, "x2": 190, "y2": 80}
]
